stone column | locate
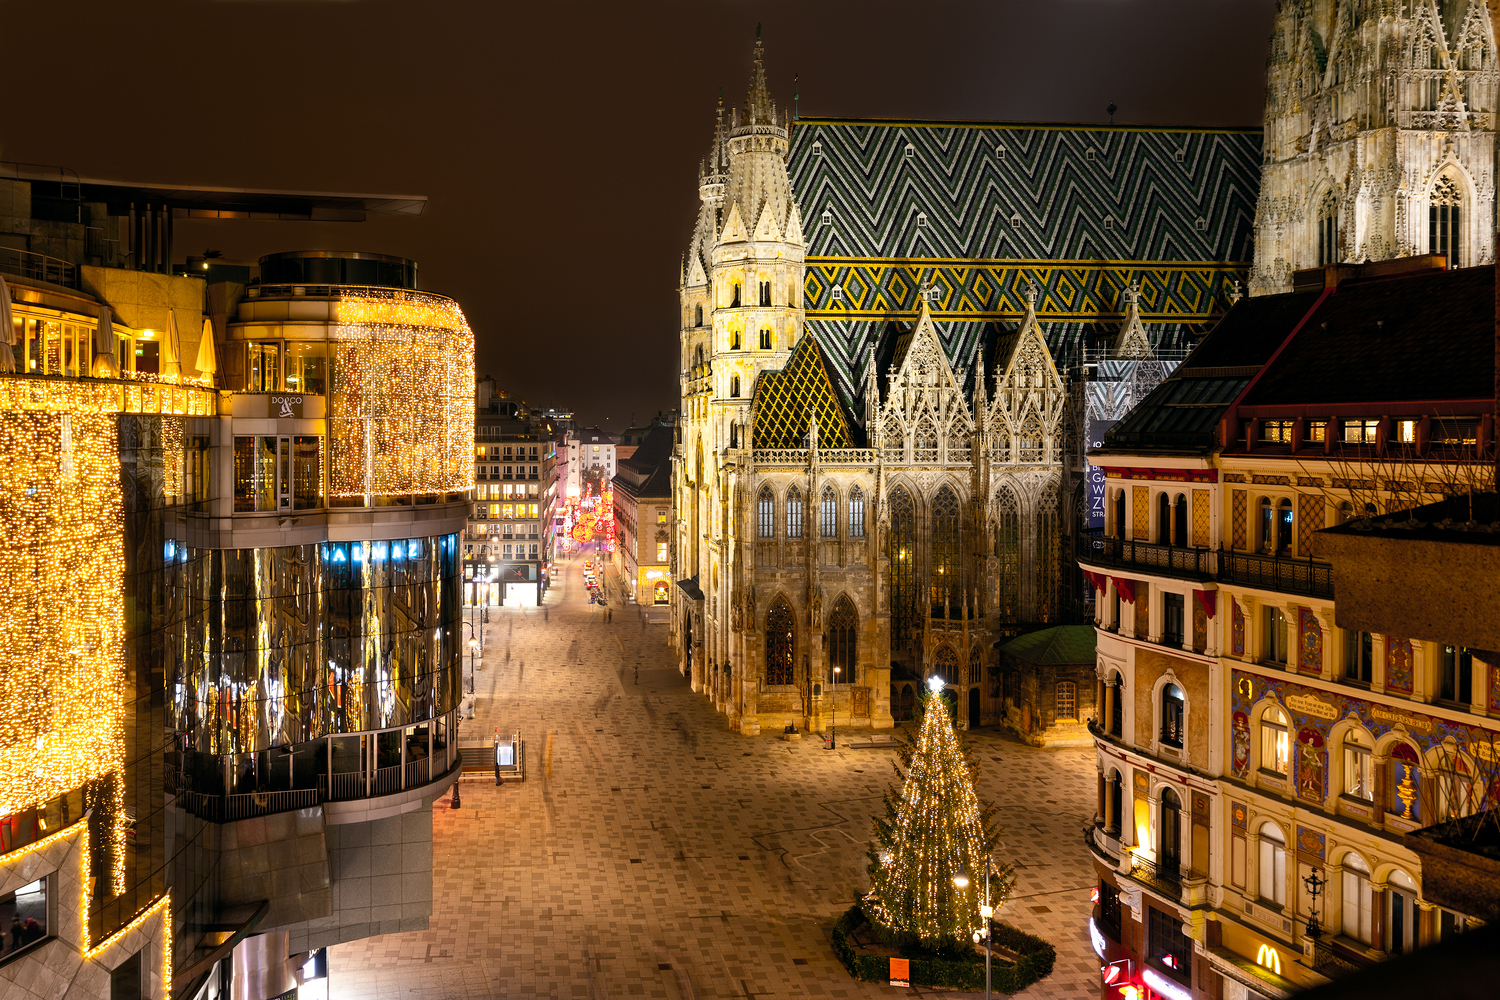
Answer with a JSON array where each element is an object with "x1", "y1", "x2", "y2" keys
[
  {"x1": 1369, "y1": 883, "x2": 1388, "y2": 957},
  {"x1": 1417, "y1": 900, "x2": 1437, "y2": 948},
  {"x1": 1315, "y1": 612, "x2": 1336, "y2": 681}
]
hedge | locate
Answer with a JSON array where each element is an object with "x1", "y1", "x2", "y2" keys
[{"x1": 831, "y1": 904, "x2": 1056, "y2": 992}]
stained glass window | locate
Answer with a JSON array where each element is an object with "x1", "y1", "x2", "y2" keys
[
  {"x1": 765, "y1": 599, "x2": 795, "y2": 685},
  {"x1": 848, "y1": 486, "x2": 865, "y2": 537},
  {"x1": 829, "y1": 595, "x2": 857, "y2": 682},
  {"x1": 931, "y1": 486, "x2": 962, "y2": 614},
  {"x1": 786, "y1": 486, "x2": 803, "y2": 538},
  {"x1": 889, "y1": 486, "x2": 917, "y2": 650},
  {"x1": 757, "y1": 486, "x2": 774, "y2": 538},
  {"x1": 934, "y1": 645, "x2": 959, "y2": 687},
  {"x1": 820, "y1": 484, "x2": 837, "y2": 538},
  {"x1": 995, "y1": 485, "x2": 1019, "y2": 623}
]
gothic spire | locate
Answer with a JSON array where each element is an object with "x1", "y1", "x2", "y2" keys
[{"x1": 744, "y1": 30, "x2": 775, "y2": 127}]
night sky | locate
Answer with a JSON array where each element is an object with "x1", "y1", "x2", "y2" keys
[{"x1": 3, "y1": 0, "x2": 1276, "y2": 430}]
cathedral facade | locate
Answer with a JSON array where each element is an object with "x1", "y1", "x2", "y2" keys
[
  {"x1": 1251, "y1": 0, "x2": 1497, "y2": 293},
  {"x1": 671, "y1": 36, "x2": 1261, "y2": 735}
]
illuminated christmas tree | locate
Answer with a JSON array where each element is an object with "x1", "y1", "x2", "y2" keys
[{"x1": 865, "y1": 678, "x2": 1013, "y2": 953}]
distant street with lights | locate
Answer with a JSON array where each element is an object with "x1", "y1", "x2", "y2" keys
[{"x1": 325, "y1": 555, "x2": 1103, "y2": 999}]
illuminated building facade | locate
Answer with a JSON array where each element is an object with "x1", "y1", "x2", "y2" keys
[
  {"x1": 467, "y1": 390, "x2": 553, "y2": 607},
  {"x1": 612, "y1": 421, "x2": 674, "y2": 605},
  {"x1": 670, "y1": 35, "x2": 1260, "y2": 736},
  {"x1": 2, "y1": 176, "x2": 473, "y2": 1000},
  {"x1": 1080, "y1": 258, "x2": 1496, "y2": 1000}
]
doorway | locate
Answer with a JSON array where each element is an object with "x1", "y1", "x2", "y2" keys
[{"x1": 968, "y1": 687, "x2": 981, "y2": 729}]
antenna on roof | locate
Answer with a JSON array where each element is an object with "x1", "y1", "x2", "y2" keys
[{"x1": 1107, "y1": 102, "x2": 1118, "y2": 125}]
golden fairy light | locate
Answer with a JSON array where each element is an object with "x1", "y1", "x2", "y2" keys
[{"x1": 327, "y1": 290, "x2": 475, "y2": 499}]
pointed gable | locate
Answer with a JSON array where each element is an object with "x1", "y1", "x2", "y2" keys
[
  {"x1": 783, "y1": 203, "x2": 805, "y2": 247},
  {"x1": 752, "y1": 200, "x2": 783, "y2": 242},
  {"x1": 878, "y1": 301, "x2": 974, "y2": 441},
  {"x1": 720, "y1": 202, "x2": 748, "y2": 244},
  {"x1": 1114, "y1": 285, "x2": 1153, "y2": 357},
  {"x1": 751, "y1": 335, "x2": 855, "y2": 449},
  {"x1": 686, "y1": 253, "x2": 707, "y2": 288}
]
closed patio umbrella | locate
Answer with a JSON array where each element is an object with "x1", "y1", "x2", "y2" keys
[
  {"x1": 195, "y1": 315, "x2": 218, "y2": 378},
  {"x1": 163, "y1": 309, "x2": 183, "y2": 380},
  {"x1": 93, "y1": 306, "x2": 120, "y2": 377},
  {"x1": 0, "y1": 273, "x2": 15, "y2": 373}
]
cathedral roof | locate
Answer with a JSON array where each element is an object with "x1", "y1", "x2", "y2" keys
[
  {"x1": 786, "y1": 116, "x2": 1262, "y2": 402},
  {"x1": 751, "y1": 334, "x2": 859, "y2": 450}
]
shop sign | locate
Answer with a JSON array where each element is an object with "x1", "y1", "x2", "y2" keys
[
  {"x1": 270, "y1": 394, "x2": 305, "y2": 418},
  {"x1": 889, "y1": 957, "x2": 909, "y2": 988},
  {"x1": 1371, "y1": 705, "x2": 1433, "y2": 733},
  {"x1": 1256, "y1": 944, "x2": 1282, "y2": 975}
]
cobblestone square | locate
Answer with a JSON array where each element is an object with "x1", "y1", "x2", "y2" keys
[{"x1": 328, "y1": 558, "x2": 1101, "y2": 999}]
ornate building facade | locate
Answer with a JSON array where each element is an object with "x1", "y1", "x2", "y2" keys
[
  {"x1": 1251, "y1": 0, "x2": 1498, "y2": 294},
  {"x1": 671, "y1": 36, "x2": 1263, "y2": 736}
]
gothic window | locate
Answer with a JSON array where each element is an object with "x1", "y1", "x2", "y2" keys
[
  {"x1": 889, "y1": 486, "x2": 918, "y2": 651},
  {"x1": 848, "y1": 486, "x2": 865, "y2": 537},
  {"x1": 759, "y1": 328, "x2": 772, "y2": 350},
  {"x1": 934, "y1": 645, "x2": 959, "y2": 687},
  {"x1": 730, "y1": 423, "x2": 739, "y2": 448},
  {"x1": 1430, "y1": 175, "x2": 1462, "y2": 267},
  {"x1": 731, "y1": 329, "x2": 741, "y2": 350},
  {"x1": 694, "y1": 304, "x2": 703, "y2": 327},
  {"x1": 759, "y1": 281, "x2": 772, "y2": 307},
  {"x1": 788, "y1": 283, "x2": 798, "y2": 308},
  {"x1": 820, "y1": 484, "x2": 837, "y2": 538},
  {"x1": 968, "y1": 644, "x2": 981, "y2": 685},
  {"x1": 913, "y1": 419, "x2": 938, "y2": 463},
  {"x1": 1018, "y1": 413, "x2": 1045, "y2": 462},
  {"x1": 730, "y1": 375, "x2": 740, "y2": 397},
  {"x1": 757, "y1": 486, "x2": 774, "y2": 538},
  {"x1": 829, "y1": 595, "x2": 857, "y2": 682},
  {"x1": 1037, "y1": 480, "x2": 1060, "y2": 622},
  {"x1": 931, "y1": 486, "x2": 962, "y2": 615},
  {"x1": 765, "y1": 598, "x2": 795, "y2": 686},
  {"x1": 694, "y1": 344, "x2": 705, "y2": 367},
  {"x1": 786, "y1": 485, "x2": 803, "y2": 538},
  {"x1": 995, "y1": 485, "x2": 1020, "y2": 624},
  {"x1": 732, "y1": 283, "x2": 742, "y2": 308},
  {"x1": 1318, "y1": 190, "x2": 1338, "y2": 266}
]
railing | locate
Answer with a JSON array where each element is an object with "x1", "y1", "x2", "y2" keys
[
  {"x1": 247, "y1": 283, "x2": 453, "y2": 304},
  {"x1": 1078, "y1": 530, "x2": 1215, "y2": 578},
  {"x1": 371, "y1": 764, "x2": 402, "y2": 796},
  {"x1": 1219, "y1": 551, "x2": 1335, "y2": 599},
  {"x1": 329, "y1": 771, "x2": 367, "y2": 801},
  {"x1": 0, "y1": 246, "x2": 78, "y2": 289},
  {"x1": 1128, "y1": 852, "x2": 1184, "y2": 901},
  {"x1": 181, "y1": 788, "x2": 320, "y2": 823},
  {"x1": 404, "y1": 758, "x2": 431, "y2": 788},
  {"x1": 751, "y1": 448, "x2": 880, "y2": 466}
]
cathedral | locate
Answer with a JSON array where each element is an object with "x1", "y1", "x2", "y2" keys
[
  {"x1": 1252, "y1": 0, "x2": 1497, "y2": 292},
  {"x1": 670, "y1": 9, "x2": 1492, "y2": 736}
]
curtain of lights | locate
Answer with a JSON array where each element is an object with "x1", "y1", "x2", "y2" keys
[
  {"x1": 994, "y1": 484, "x2": 1020, "y2": 623},
  {"x1": 764, "y1": 598, "x2": 795, "y2": 686},
  {"x1": 327, "y1": 291, "x2": 476, "y2": 500},
  {"x1": 930, "y1": 486, "x2": 962, "y2": 615},
  {"x1": 888, "y1": 486, "x2": 917, "y2": 651}
]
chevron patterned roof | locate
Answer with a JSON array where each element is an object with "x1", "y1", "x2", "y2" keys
[{"x1": 785, "y1": 117, "x2": 1262, "y2": 401}]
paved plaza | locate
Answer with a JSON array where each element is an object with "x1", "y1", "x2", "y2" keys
[{"x1": 328, "y1": 556, "x2": 1102, "y2": 999}]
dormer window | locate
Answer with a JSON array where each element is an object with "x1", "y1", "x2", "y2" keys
[
  {"x1": 995, "y1": 145, "x2": 1005, "y2": 159},
  {"x1": 831, "y1": 285, "x2": 843, "y2": 301},
  {"x1": 812, "y1": 141, "x2": 823, "y2": 155},
  {"x1": 1086, "y1": 148, "x2": 1097, "y2": 162},
  {"x1": 822, "y1": 209, "x2": 832, "y2": 226},
  {"x1": 916, "y1": 212, "x2": 928, "y2": 227},
  {"x1": 1175, "y1": 148, "x2": 1186, "y2": 163},
  {"x1": 1103, "y1": 215, "x2": 1115, "y2": 230},
  {"x1": 905, "y1": 143, "x2": 915, "y2": 158},
  {"x1": 1010, "y1": 212, "x2": 1022, "y2": 227},
  {"x1": 1195, "y1": 217, "x2": 1208, "y2": 232}
]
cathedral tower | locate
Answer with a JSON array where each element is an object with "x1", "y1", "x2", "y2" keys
[{"x1": 1251, "y1": 0, "x2": 1498, "y2": 294}]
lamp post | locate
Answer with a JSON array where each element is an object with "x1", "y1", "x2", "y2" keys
[
  {"x1": 958, "y1": 862, "x2": 997, "y2": 1000},
  {"x1": 462, "y1": 621, "x2": 479, "y2": 696},
  {"x1": 828, "y1": 665, "x2": 841, "y2": 750},
  {"x1": 450, "y1": 714, "x2": 462, "y2": 810},
  {"x1": 1304, "y1": 866, "x2": 1326, "y2": 965}
]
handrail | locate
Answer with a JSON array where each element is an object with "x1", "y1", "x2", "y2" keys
[
  {"x1": 1128, "y1": 852, "x2": 1185, "y2": 901},
  {"x1": 1078, "y1": 533, "x2": 1215, "y2": 578},
  {"x1": 0, "y1": 246, "x2": 78, "y2": 289},
  {"x1": 246, "y1": 282, "x2": 454, "y2": 304},
  {"x1": 1219, "y1": 551, "x2": 1335, "y2": 599},
  {"x1": 180, "y1": 758, "x2": 460, "y2": 821}
]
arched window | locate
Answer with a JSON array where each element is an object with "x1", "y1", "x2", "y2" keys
[
  {"x1": 1257, "y1": 822, "x2": 1286, "y2": 905},
  {"x1": 730, "y1": 375, "x2": 740, "y2": 397},
  {"x1": 897, "y1": 684, "x2": 915, "y2": 721},
  {"x1": 785, "y1": 486, "x2": 803, "y2": 539},
  {"x1": 1261, "y1": 705, "x2": 1290, "y2": 775},
  {"x1": 934, "y1": 645, "x2": 959, "y2": 687},
  {"x1": 1037, "y1": 480, "x2": 1061, "y2": 622},
  {"x1": 694, "y1": 304, "x2": 704, "y2": 327},
  {"x1": 820, "y1": 484, "x2": 837, "y2": 538},
  {"x1": 1430, "y1": 174, "x2": 1462, "y2": 267},
  {"x1": 1337, "y1": 500, "x2": 1354, "y2": 524},
  {"x1": 757, "y1": 486, "x2": 774, "y2": 538},
  {"x1": 1056, "y1": 680, "x2": 1077, "y2": 720},
  {"x1": 1342, "y1": 729, "x2": 1373, "y2": 801},
  {"x1": 995, "y1": 485, "x2": 1019, "y2": 623},
  {"x1": 1018, "y1": 413, "x2": 1044, "y2": 463},
  {"x1": 1258, "y1": 496, "x2": 1273, "y2": 553},
  {"x1": 759, "y1": 280, "x2": 771, "y2": 307},
  {"x1": 1438, "y1": 753, "x2": 1478, "y2": 822},
  {"x1": 1173, "y1": 494, "x2": 1187, "y2": 548},
  {"x1": 848, "y1": 486, "x2": 865, "y2": 538},
  {"x1": 1107, "y1": 671, "x2": 1124, "y2": 737},
  {"x1": 1160, "y1": 683, "x2": 1185, "y2": 748},
  {"x1": 1276, "y1": 498, "x2": 1293, "y2": 555},
  {"x1": 694, "y1": 344, "x2": 705, "y2": 367},
  {"x1": 1106, "y1": 768, "x2": 1124, "y2": 834},
  {"x1": 759, "y1": 328, "x2": 772, "y2": 350},
  {"x1": 731, "y1": 329, "x2": 741, "y2": 350},
  {"x1": 889, "y1": 486, "x2": 918, "y2": 650},
  {"x1": 1389, "y1": 742, "x2": 1421, "y2": 822},
  {"x1": 731, "y1": 283, "x2": 742, "y2": 308},
  {"x1": 931, "y1": 486, "x2": 962, "y2": 613},
  {"x1": 1160, "y1": 787, "x2": 1182, "y2": 873},
  {"x1": 1157, "y1": 491, "x2": 1171, "y2": 544},
  {"x1": 1317, "y1": 189, "x2": 1338, "y2": 266},
  {"x1": 1341, "y1": 853, "x2": 1373, "y2": 943},
  {"x1": 730, "y1": 423, "x2": 739, "y2": 448},
  {"x1": 913, "y1": 419, "x2": 938, "y2": 463},
  {"x1": 1111, "y1": 488, "x2": 1126, "y2": 539},
  {"x1": 828, "y1": 595, "x2": 857, "y2": 682},
  {"x1": 765, "y1": 599, "x2": 795, "y2": 685},
  {"x1": 1388, "y1": 869, "x2": 1419, "y2": 953},
  {"x1": 969, "y1": 644, "x2": 982, "y2": 685}
]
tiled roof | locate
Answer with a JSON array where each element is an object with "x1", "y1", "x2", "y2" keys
[
  {"x1": 787, "y1": 117, "x2": 1262, "y2": 396},
  {"x1": 751, "y1": 334, "x2": 858, "y2": 449}
]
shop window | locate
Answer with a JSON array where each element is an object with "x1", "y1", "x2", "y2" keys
[
  {"x1": 286, "y1": 341, "x2": 328, "y2": 394},
  {"x1": 0, "y1": 877, "x2": 50, "y2": 960},
  {"x1": 1147, "y1": 905, "x2": 1190, "y2": 980},
  {"x1": 247, "y1": 341, "x2": 281, "y2": 392}
]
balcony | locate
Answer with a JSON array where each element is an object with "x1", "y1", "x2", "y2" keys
[
  {"x1": 1078, "y1": 528, "x2": 1215, "y2": 580},
  {"x1": 1127, "y1": 852, "x2": 1184, "y2": 902},
  {"x1": 0, "y1": 246, "x2": 78, "y2": 289},
  {"x1": 1218, "y1": 551, "x2": 1334, "y2": 600}
]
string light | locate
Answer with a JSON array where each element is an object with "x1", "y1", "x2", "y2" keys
[
  {"x1": 327, "y1": 290, "x2": 475, "y2": 499},
  {"x1": 865, "y1": 693, "x2": 1011, "y2": 950}
]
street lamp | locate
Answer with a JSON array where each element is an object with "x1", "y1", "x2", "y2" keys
[
  {"x1": 462, "y1": 622, "x2": 479, "y2": 696},
  {"x1": 1304, "y1": 866, "x2": 1327, "y2": 957},
  {"x1": 827, "y1": 665, "x2": 841, "y2": 750},
  {"x1": 958, "y1": 860, "x2": 999, "y2": 1000}
]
